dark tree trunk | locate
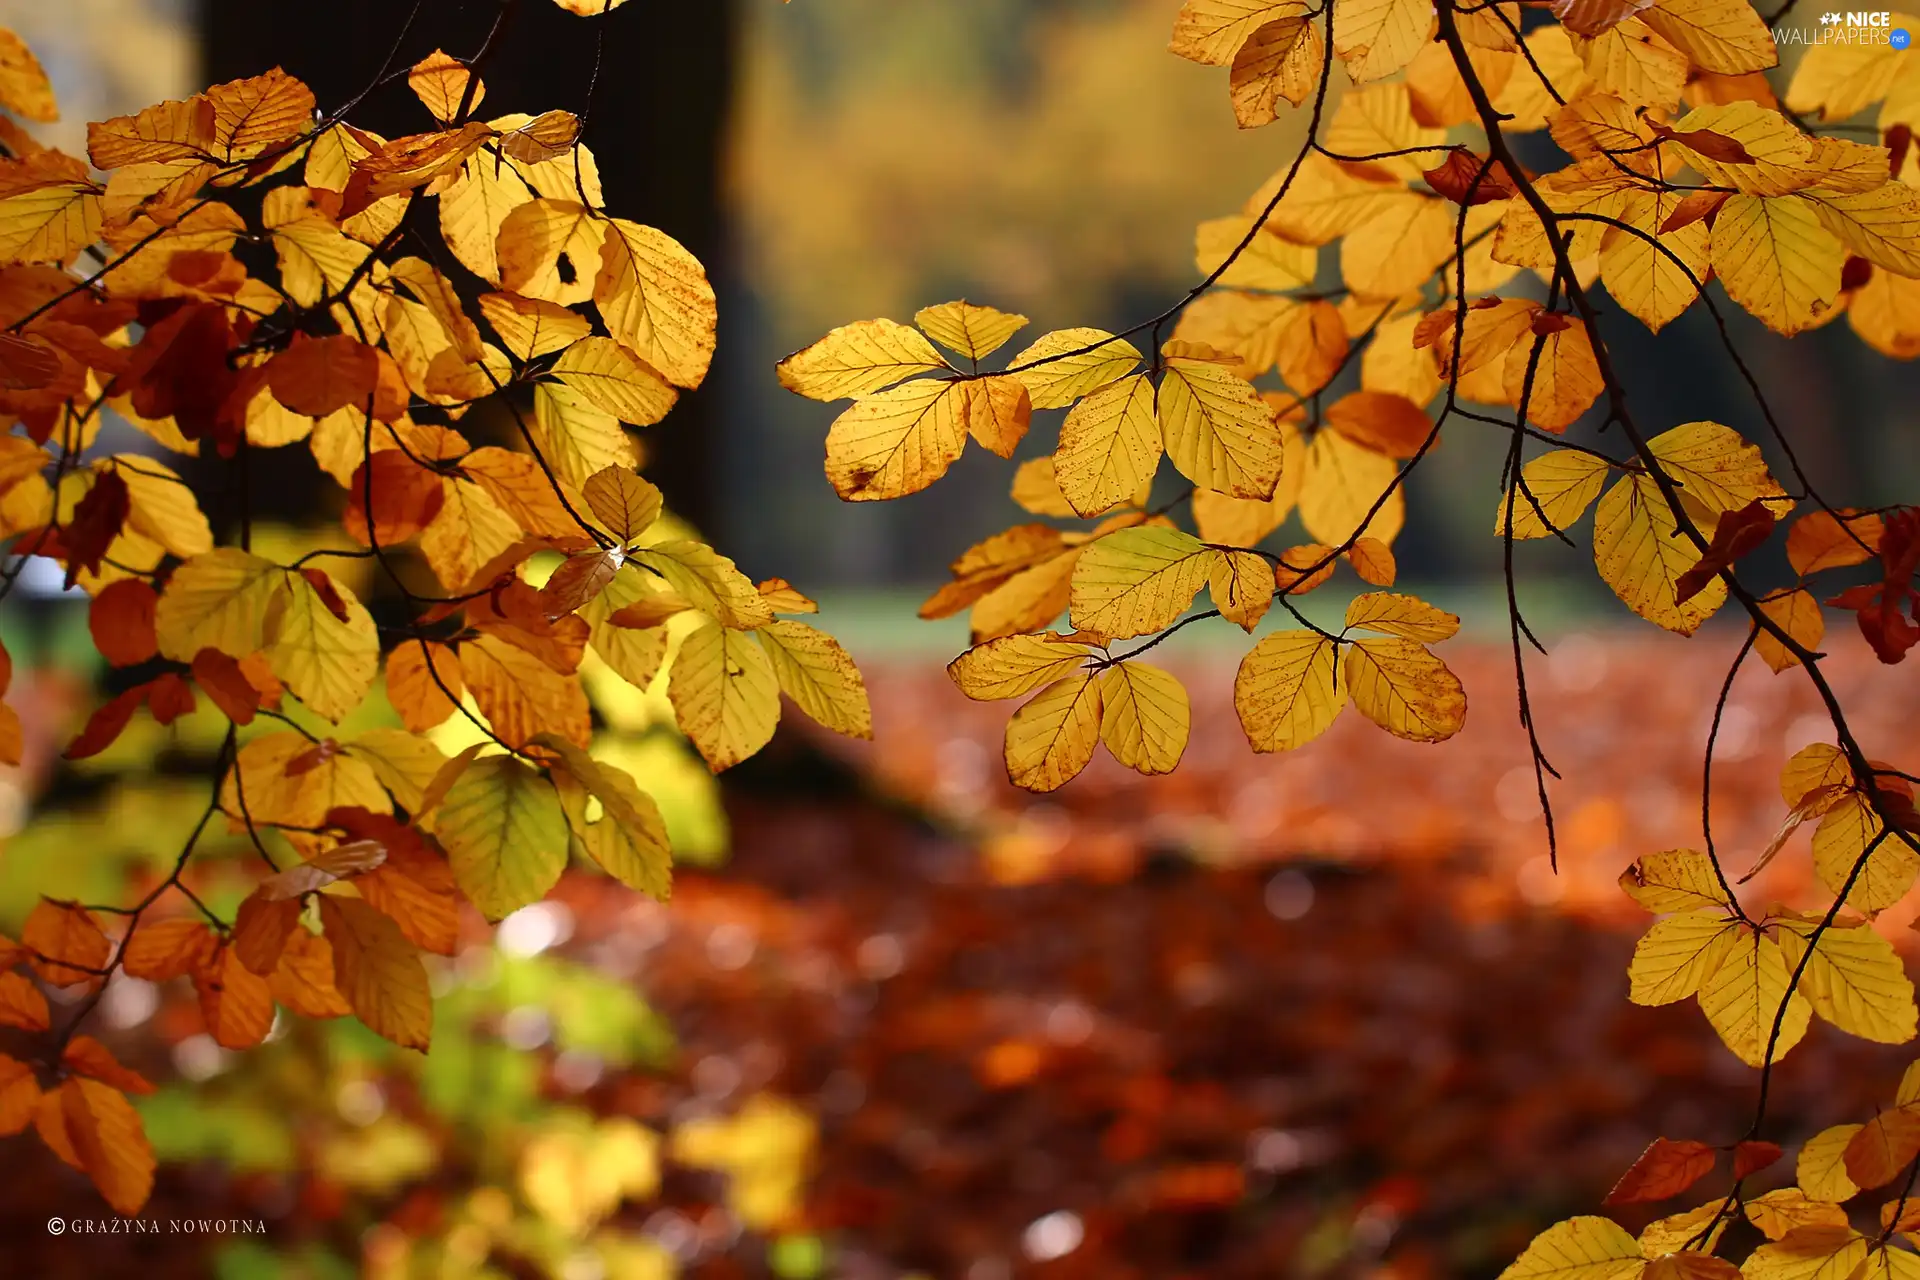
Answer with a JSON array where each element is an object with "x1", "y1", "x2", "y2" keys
[{"x1": 198, "y1": 0, "x2": 732, "y2": 534}]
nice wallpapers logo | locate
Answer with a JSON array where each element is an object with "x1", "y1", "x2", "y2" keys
[{"x1": 1776, "y1": 10, "x2": 1913, "y2": 44}]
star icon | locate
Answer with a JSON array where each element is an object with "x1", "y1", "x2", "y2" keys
[{"x1": 1822, "y1": 11, "x2": 1842, "y2": 21}]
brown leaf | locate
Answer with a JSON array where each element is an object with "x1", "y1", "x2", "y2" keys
[
  {"x1": 63, "y1": 471, "x2": 130, "y2": 589},
  {"x1": 1604, "y1": 1136, "x2": 1716, "y2": 1205},
  {"x1": 88, "y1": 579, "x2": 159, "y2": 668}
]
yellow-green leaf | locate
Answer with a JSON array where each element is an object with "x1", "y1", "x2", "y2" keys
[
  {"x1": 1777, "y1": 920, "x2": 1918, "y2": 1044},
  {"x1": 429, "y1": 754, "x2": 570, "y2": 921},
  {"x1": 777, "y1": 318, "x2": 949, "y2": 401},
  {"x1": 1698, "y1": 927, "x2": 1812, "y2": 1067},
  {"x1": 1495, "y1": 1215, "x2": 1645, "y2": 1280},
  {"x1": 1069, "y1": 526, "x2": 1214, "y2": 640},
  {"x1": 754, "y1": 619, "x2": 872, "y2": 738},
  {"x1": 1054, "y1": 374, "x2": 1163, "y2": 518},
  {"x1": 668, "y1": 620, "x2": 781, "y2": 772},
  {"x1": 1628, "y1": 910, "x2": 1739, "y2": 1005}
]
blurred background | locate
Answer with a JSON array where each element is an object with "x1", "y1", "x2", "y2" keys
[{"x1": 2, "y1": 1, "x2": 1920, "y2": 1278}]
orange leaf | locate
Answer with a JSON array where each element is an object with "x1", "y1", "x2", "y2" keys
[
  {"x1": 1733, "y1": 1140, "x2": 1784, "y2": 1181},
  {"x1": 1325, "y1": 390, "x2": 1432, "y2": 459},
  {"x1": 1603, "y1": 1137, "x2": 1716, "y2": 1205},
  {"x1": 386, "y1": 640, "x2": 464, "y2": 733},
  {"x1": 23, "y1": 901, "x2": 110, "y2": 987},
  {"x1": 344, "y1": 450, "x2": 447, "y2": 545},
  {"x1": 267, "y1": 334, "x2": 380, "y2": 418},
  {"x1": 318, "y1": 896, "x2": 432, "y2": 1051},
  {"x1": 64, "y1": 686, "x2": 146, "y2": 760},
  {"x1": 1422, "y1": 148, "x2": 1519, "y2": 205},
  {"x1": 145, "y1": 671, "x2": 195, "y2": 726},
  {"x1": 120, "y1": 918, "x2": 217, "y2": 982},
  {"x1": 1675, "y1": 499, "x2": 1776, "y2": 603},
  {"x1": 1846, "y1": 1109, "x2": 1920, "y2": 1189},
  {"x1": 63, "y1": 470, "x2": 130, "y2": 589},
  {"x1": 0, "y1": 970, "x2": 49, "y2": 1031},
  {"x1": 61, "y1": 1036, "x2": 154, "y2": 1096},
  {"x1": 231, "y1": 893, "x2": 302, "y2": 976},
  {"x1": 267, "y1": 927, "x2": 352, "y2": 1020},
  {"x1": 0, "y1": 1054, "x2": 40, "y2": 1136},
  {"x1": 89, "y1": 579, "x2": 159, "y2": 667},
  {"x1": 191, "y1": 648, "x2": 264, "y2": 724},
  {"x1": 58, "y1": 1077, "x2": 156, "y2": 1215},
  {"x1": 194, "y1": 943, "x2": 275, "y2": 1050}
]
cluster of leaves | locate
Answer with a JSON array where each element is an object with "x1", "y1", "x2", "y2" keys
[
  {"x1": 0, "y1": 7, "x2": 871, "y2": 1218},
  {"x1": 774, "y1": 0, "x2": 1920, "y2": 1273}
]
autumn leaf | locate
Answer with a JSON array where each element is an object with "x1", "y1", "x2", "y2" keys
[
  {"x1": 1604, "y1": 1137, "x2": 1716, "y2": 1205},
  {"x1": 428, "y1": 753, "x2": 570, "y2": 921},
  {"x1": 318, "y1": 896, "x2": 432, "y2": 1052},
  {"x1": 1004, "y1": 673, "x2": 1104, "y2": 793}
]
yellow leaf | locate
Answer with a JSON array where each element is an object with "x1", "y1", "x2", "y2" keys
[
  {"x1": 317, "y1": 896, "x2": 431, "y2": 1052},
  {"x1": 1004, "y1": 673, "x2": 1104, "y2": 793},
  {"x1": 221, "y1": 732, "x2": 390, "y2": 829},
  {"x1": 1638, "y1": 1202, "x2": 1731, "y2": 1259},
  {"x1": 1097, "y1": 662, "x2": 1190, "y2": 775},
  {"x1": 1326, "y1": 83, "x2": 1446, "y2": 184},
  {"x1": 1506, "y1": 323, "x2": 1604, "y2": 432},
  {"x1": 531, "y1": 381, "x2": 640, "y2": 490},
  {"x1": 344, "y1": 728, "x2": 445, "y2": 813},
  {"x1": 535, "y1": 734, "x2": 671, "y2": 901},
  {"x1": 1192, "y1": 412, "x2": 1307, "y2": 546},
  {"x1": 1812, "y1": 794, "x2": 1920, "y2": 912},
  {"x1": 0, "y1": 180, "x2": 102, "y2": 267},
  {"x1": 113, "y1": 457, "x2": 211, "y2": 559},
  {"x1": 264, "y1": 571, "x2": 378, "y2": 722},
  {"x1": 419, "y1": 479, "x2": 524, "y2": 592},
  {"x1": 1054, "y1": 374, "x2": 1163, "y2": 518},
  {"x1": 1498, "y1": 449, "x2": 1611, "y2": 539},
  {"x1": 777, "y1": 318, "x2": 947, "y2": 401},
  {"x1": 594, "y1": 217, "x2": 716, "y2": 389},
  {"x1": 1340, "y1": 192, "x2": 1458, "y2": 301},
  {"x1": 268, "y1": 207, "x2": 371, "y2": 308},
  {"x1": 438, "y1": 152, "x2": 532, "y2": 285},
  {"x1": 497, "y1": 197, "x2": 605, "y2": 306},
  {"x1": 914, "y1": 300, "x2": 1028, "y2": 361},
  {"x1": 1650, "y1": 420, "x2": 1789, "y2": 518},
  {"x1": 1210, "y1": 548, "x2": 1275, "y2": 631},
  {"x1": 1698, "y1": 927, "x2": 1812, "y2": 1067},
  {"x1": 1299, "y1": 429, "x2": 1404, "y2": 547},
  {"x1": 1230, "y1": 15, "x2": 1321, "y2": 126},
  {"x1": 1160, "y1": 357, "x2": 1285, "y2": 499},
  {"x1": 1619, "y1": 850, "x2": 1732, "y2": 914},
  {"x1": 1711, "y1": 194, "x2": 1843, "y2": 336},
  {"x1": 823, "y1": 377, "x2": 966, "y2": 502},
  {"x1": 582, "y1": 466, "x2": 662, "y2": 544},
  {"x1": 1800, "y1": 1125, "x2": 1866, "y2": 1203},
  {"x1": 583, "y1": 565, "x2": 671, "y2": 688},
  {"x1": 0, "y1": 28, "x2": 57, "y2": 123},
  {"x1": 668, "y1": 620, "x2": 781, "y2": 771},
  {"x1": 1629, "y1": 910, "x2": 1739, "y2": 1004},
  {"x1": 959, "y1": 375, "x2": 1033, "y2": 459},
  {"x1": 1574, "y1": 20, "x2": 1688, "y2": 113},
  {"x1": 551, "y1": 336, "x2": 677, "y2": 427},
  {"x1": 1785, "y1": 22, "x2": 1909, "y2": 119},
  {"x1": 429, "y1": 753, "x2": 570, "y2": 920},
  {"x1": 477, "y1": 291, "x2": 589, "y2": 361},
  {"x1": 408, "y1": 48, "x2": 482, "y2": 124},
  {"x1": 1235, "y1": 629, "x2": 1345, "y2": 751},
  {"x1": 1344, "y1": 592, "x2": 1460, "y2": 642},
  {"x1": 1495, "y1": 1215, "x2": 1645, "y2": 1280},
  {"x1": 1262, "y1": 152, "x2": 1408, "y2": 246},
  {"x1": 1171, "y1": 0, "x2": 1308, "y2": 64},
  {"x1": 754, "y1": 620, "x2": 872, "y2": 738},
  {"x1": 1007, "y1": 328, "x2": 1141, "y2": 409},
  {"x1": 635, "y1": 541, "x2": 775, "y2": 630},
  {"x1": 1195, "y1": 215, "x2": 1318, "y2": 290},
  {"x1": 1800, "y1": 185, "x2": 1920, "y2": 279},
  {"x1": 1755, "y1": 589, "x2": 1824, "y2": 674},
  {"x1": 1069, "y1": 526, "x2": 1214, "y2": 639},
  {"x1": 154, "y1": 549, "x2": 285, "y2": 662},
  {"x1": 1640, "y1": 0, "x2": 1777, "y2": 75},
  {"x1": 1752, "y1": 1222, "x2": 1859, "y2": 1280},
  {"x1": 1342, "y1": 636, "x2": 1466, "y2": 743},
  {"x1": 1593, "y1": 474, "x2": 1726, "y2": 634},
  {"x1": 948, "y1": 634, "x2": 1097, "y2": 701},
  {"x1": 1776, "y1": 920, "x2": 1919, "y2": 1044},
  {"x1": 1742, "y1": 1191, "x2": 1852, "y2": 1243},
  {"x1": 1332, "y1": 0, "x2": 1437, "y2": 82}
]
